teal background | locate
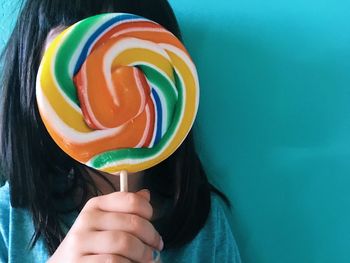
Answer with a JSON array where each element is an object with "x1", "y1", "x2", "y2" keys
[{"x1": 1, "y1": 0, "x2": 350, "y2": 262}]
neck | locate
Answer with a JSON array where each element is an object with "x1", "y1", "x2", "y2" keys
[{"x1": 84, "y1": 167, "x2": 145, "y2": 194}]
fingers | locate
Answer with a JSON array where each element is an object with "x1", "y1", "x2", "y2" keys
[
  {"x1": 79, "y1": 230, "x2": 156, "y2": 263},
  {"x1": 80, "y1": 210, "x2": 163, "y2": 250},
  {"x1": 51, "y1": 189, "x2": 160, "y2": 263},
  {"x1": 83, "y1": 190, "x2": 153, "y2": 220},
  {"x1": 80, "y1": 254, "x2": 132, "y2": 263}
]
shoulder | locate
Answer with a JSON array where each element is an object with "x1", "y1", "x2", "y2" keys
[
  {"x1": 0, "y1": 181, "x2": 10, "y2": 261},
  {"x1": 0, "y1": 181, "x2": 10, "y2": 205},
  {"x1": 206, "y1": 192, "x2": 233, "y2": 231},
  {"x1": 0, "y1": 181, "x2": 10, "y2": 222},
  {"x1": 206, "y1": 192, "x2": 242, "y2": 262},
  {"x1": 209, "y1": 192, "x2": 230, "y2": 221},
  {"x1": 163, "y1": 192, "x2": 242, "y2": 263},
  {"x1": 0, "y1": 181, "x2": 10, "y2": 218},
  {"x1": 197, "y1": 192, "x2": 242, "y2": 262},
  {"x1": 0, "y1": 181, "x2": 10, "y2": 229},
  {"x1": 0, "y1": 181, "x2": 50, "y2": 262},
  {"x1": 208, "y1": 192, "x2": 236, "y2": 233}
]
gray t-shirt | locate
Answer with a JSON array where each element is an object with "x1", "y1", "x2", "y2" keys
[{"x1": 0, "y1": 182, "x2": 241, "y2": 262}]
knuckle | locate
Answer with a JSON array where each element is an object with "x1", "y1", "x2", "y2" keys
[
  {"x1": 116, "y1": 232, "x2": 132, "y2": 252},
  {"x1": 104, "y1": 231, "x2": 129, "y2": 253},
  {"x1": 126, "y1": 193, "x2": 139, "y2": 210},
  {"x1": 142, "y1": 203, "x2": 153, "y2": 220},
  {"x1": 147, "y1": 204, "x2": 154, "y2": 219},
  {"x1": 128, "y1": 214, "x2": 142, "y2": 232},
  {"x1": 79, "y1": 210, "x2": 91, "y2": 221},
  {"x1": 152, "y1": 230, "x2": 161, "y2": 248},
  {"x1": 77, "y1": 210, "x2": 94, "y2": 229},
  {"x1": 114, "y1": 256, "x2": 131, "y2": 263},
  {"x1": 103, "y1": 254, "x2": 118, "y2": 263},
  {"x1": 85, "y1": 197, "x2": 98, "y2": 209}
]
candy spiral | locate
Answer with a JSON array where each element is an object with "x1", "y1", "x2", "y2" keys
[{"x1": 36, "y1": 13, "x2": 199, "y2": 174}]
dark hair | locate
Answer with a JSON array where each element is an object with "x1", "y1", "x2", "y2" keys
[{"x1": 0, "y1": 0, "x2": 230, "y2": 256}]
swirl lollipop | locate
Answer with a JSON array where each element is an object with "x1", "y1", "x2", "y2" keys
[{"x1": 36, "y1": 13, "x2": 199, "y2": 190}]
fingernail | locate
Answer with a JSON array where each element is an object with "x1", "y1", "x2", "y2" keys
[
  {"x1": 159, "y1": 236, "x2": 164, "y2": 251},
  {"x1": 139, "y1": 189, "x2": 150, "y2": 197},
  {"x1": 152, "y1": 250, "x2": 160, "y2": 262},
  {"x1": 140, "y1": 189, "x2": 150, "y2": 195}
]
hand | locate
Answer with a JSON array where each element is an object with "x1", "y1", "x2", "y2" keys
[{"x1": 47, "y1": 189, "x2": 163, "y2": 263}]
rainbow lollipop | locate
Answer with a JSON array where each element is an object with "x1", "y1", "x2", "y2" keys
[{"x1": 36, "y1": 13, "x2": 199, "y2": 187}]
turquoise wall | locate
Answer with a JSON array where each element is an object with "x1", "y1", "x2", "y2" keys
[{"x1": 1, "y1": 0, "x2": 350, "y2": 262}]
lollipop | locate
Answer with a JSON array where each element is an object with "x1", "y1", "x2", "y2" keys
[{"x1": 36, "y1": 13, "x2": 199, "y2": 188}]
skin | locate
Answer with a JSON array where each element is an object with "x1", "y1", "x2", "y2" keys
[{"x1": 45, "y1": 28, "x2": 163, "y2": 263}]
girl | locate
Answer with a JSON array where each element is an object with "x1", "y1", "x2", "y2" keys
[{"x1": 0, "y1": 0, "x2": 241, "y2": 262}]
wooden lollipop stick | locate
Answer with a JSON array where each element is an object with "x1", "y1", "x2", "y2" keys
[{"x1": 120, "y1": 170, "x2": 128, "y2": 192}]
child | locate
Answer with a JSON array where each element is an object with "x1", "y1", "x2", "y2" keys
[{"x1": 0, "y1": 0, "x2": 242, "y2": 262}]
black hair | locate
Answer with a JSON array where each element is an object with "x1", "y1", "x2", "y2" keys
[{"x1": 0, "y1": 0, "x2": 230, "y2": 256}]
